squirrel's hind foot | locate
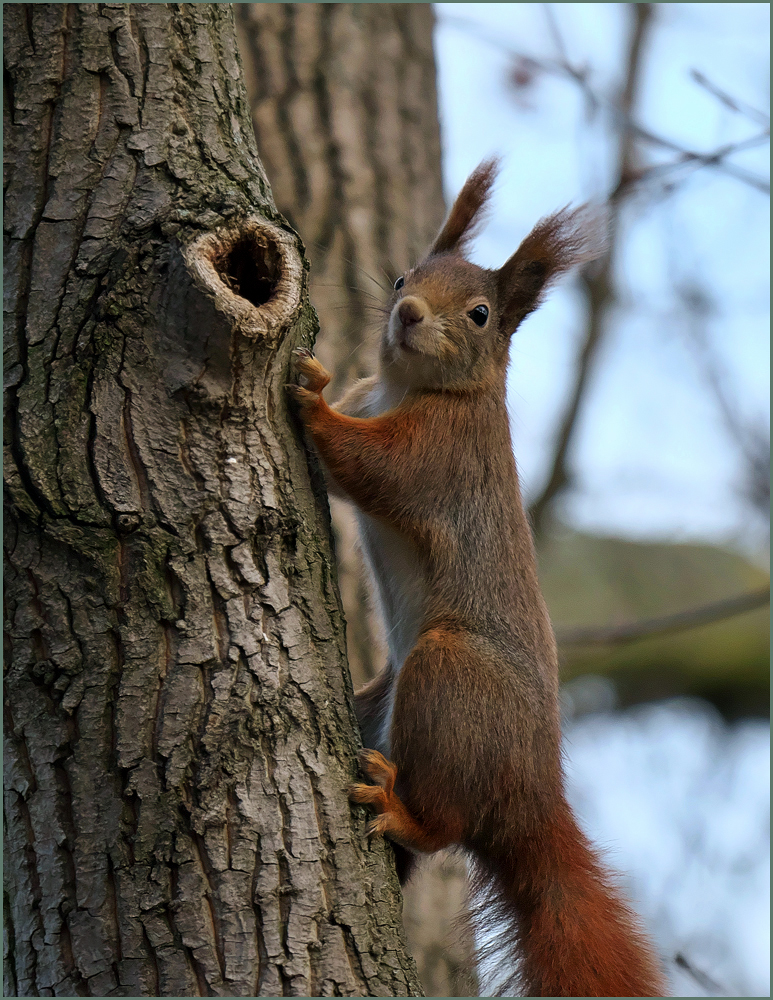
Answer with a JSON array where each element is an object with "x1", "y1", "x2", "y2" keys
[{"x1": 349, "y1": 748, "x2": 454, "y2": 855}]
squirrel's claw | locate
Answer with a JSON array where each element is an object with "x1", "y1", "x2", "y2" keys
[
  {"x1": 292, "y1": 349, "x2": 332, "y2": 394},
  {"x1": 285, "y1": 383, "x2": 320, "y2": 414},
  {"x1": 357, "y1": 748, "x2": 397, "y2": 795},
  {"x1": 349, "y1": 781, "x2": 387, "y2": 807},
  {"x1": 349, "y1": 781, "x2": 393, "y2": 840},
  {"x1": 365, "y1": 815, "x2": 392, "y2": 838}
]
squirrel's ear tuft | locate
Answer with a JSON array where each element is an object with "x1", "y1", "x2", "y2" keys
[
  {"x1": 497, "y1": 204, "x2": 608, "y2": 337},
  {"x1": 429, "y1": 157, "x2": 501, "y2": 257}
]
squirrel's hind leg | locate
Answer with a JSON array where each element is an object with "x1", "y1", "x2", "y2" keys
[
  {"x1": 349, "y1": 749, "x2": 456, "y2": 855},
  {"x1": 353, "y1": 667, "x2": 419, "y2": 882}
]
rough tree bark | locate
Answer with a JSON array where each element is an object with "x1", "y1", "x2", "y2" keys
[
  {"x1": 3, "y1": 5, "x2": 422, "y2": 997},
  {"x1": 235, "y1": 2, "x2": 445, "y2": 688},
  {"x1": 235, "y1": 7, "x2": 476, "y2": 996}
]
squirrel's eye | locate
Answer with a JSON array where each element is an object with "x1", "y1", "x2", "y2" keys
[
  {"x1": 394, "y1": 276, "x2": 405, "y2": 291},
  {"x1": 468, "y1": 305, "x2": 489, "y2": 327}
]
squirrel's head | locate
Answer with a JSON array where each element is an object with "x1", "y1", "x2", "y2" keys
[{"x1": 381, "y1": 158, "x2": 606, "y2": 393}]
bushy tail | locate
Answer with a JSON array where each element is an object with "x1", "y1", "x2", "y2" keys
[{"x1": 469, "y1": 803, "x2": 668, "y2": 997}]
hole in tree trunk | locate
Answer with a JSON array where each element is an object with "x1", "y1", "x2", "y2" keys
[
  {"x1": 214, "y1": 232, "x2": 282, "y2": 307},
  {"x1": 185, "y1": 219, "x2": 302, "y2": 341}
]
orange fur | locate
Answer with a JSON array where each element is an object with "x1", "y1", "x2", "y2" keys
[{"x1": 290, "y1": 160, "x2": 667, "y2": 997}]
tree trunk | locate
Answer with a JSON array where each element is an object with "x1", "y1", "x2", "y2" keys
[
  {"x1": 235, "y1": 7, "x2": 475, "y2": 996},
  {"x1": 235, "y1": 2, "x2": 445, "y2": 688},
  {"x1": 3, "y1": 5, "x2": 422, "y2": 997}
]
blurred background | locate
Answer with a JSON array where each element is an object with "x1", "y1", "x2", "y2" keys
[{"x1": 236, "y1": 4, "x2": 769, "y2": 996}]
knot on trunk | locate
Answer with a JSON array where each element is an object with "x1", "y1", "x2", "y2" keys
[{"x1": 185, "y1": 219, "x2": 302, "y2": 341}]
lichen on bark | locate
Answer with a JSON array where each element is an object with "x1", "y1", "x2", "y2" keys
[{"x1": 3, "y1": 5, "x2": 422, "y2": 996}]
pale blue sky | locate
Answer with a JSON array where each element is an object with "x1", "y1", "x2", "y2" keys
[{"x1": 434, "y1": 3, "x2": 770, "y2": 554}]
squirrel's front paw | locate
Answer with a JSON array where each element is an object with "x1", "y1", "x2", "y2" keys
[
  {"x1": 287, "y1": 349, "x2": 332, "y2": 415},
  {"x1": 292, "y1": 348, "x2": 332, "y2": 393},
  {"x1": 286, "y1": 382, "x2": 321, "y2": 415}
]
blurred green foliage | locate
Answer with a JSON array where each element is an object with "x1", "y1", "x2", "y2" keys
[{"x1": 539, "y1": 529, "x2": 770, "y2": 717}]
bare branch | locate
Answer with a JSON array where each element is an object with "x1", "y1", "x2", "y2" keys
[
  {"x1": 674, "y1": 280, "x2": 771, "y2": 521},
  {"x1": 541, "y1": 3, "x2": 597, "y2": 113},
  {"x1": 438, "y1": 12, "x2": 771, "y2": 196},
  {"x1": 690, "y1": 68, "x2": 770, "y2": 127},
  {"x1": 528, "y1": 4, "x2": 654, "y2": 537},
  {"x1": 556, "y1": 587, "x2": 770, "y2": 648},
  {"x1": 542, "y1": 3, "x2": 571, "y2": 70},
  {"x1": 439, "y1": 12, "x2": 567, "y2": 78},
  {"x1": 628, "y1": 126, "x2": 770, "y2": 195},
  {"x1": 674, "y1": 951, "x2": 735, "y2": 997}
]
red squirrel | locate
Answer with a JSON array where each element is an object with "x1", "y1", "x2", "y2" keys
[{"x1": 289, "y1": 159, "x2": 668, "y2": 998}]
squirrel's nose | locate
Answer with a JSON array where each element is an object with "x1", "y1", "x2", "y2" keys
[{"x1": 397, "y1": 297, "x2": 425, "y2": 327}]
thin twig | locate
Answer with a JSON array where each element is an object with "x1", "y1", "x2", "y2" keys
[
  {"x1": 690, "y1": 68, "x2": 770, "y2": 127},
  {"x1": 438, "y1": 12, "x2": 770, "y2": 195},
  {"x1": 528, "y1": 4, "x2": 654, "y2": 537},
  {"x1": 439, "y1": 13, "x2": 566, "y2": 78},
  {"x1": 556, "y1": 586, "x2": 770, "y2": 647},
  {"x1": 674, "y1": 951, "x2": 734, "y2": 997},
  {"x1": 628, "y1": 124, "x2": 770, "y2": 194},
  {"x1": 541, "y1": 2, "x2": 596, "y2": 111},
  {"x1": 542, "y1": 3, "x2": 571, "y2": 70},
  {"x1": 673, "y1": 278, "x2": 770, "y2": 518}
]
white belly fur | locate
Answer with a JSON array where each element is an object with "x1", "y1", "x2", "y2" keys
[
  {"x1": 356, "y1": 512, "x2": 425, "y2": 754},
  {"x1": 357, "y1": 512, "x2": 425, "y2": 670},
  {"x1": 353, "y1": 379, "x2": 427, "y2": 753}
]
